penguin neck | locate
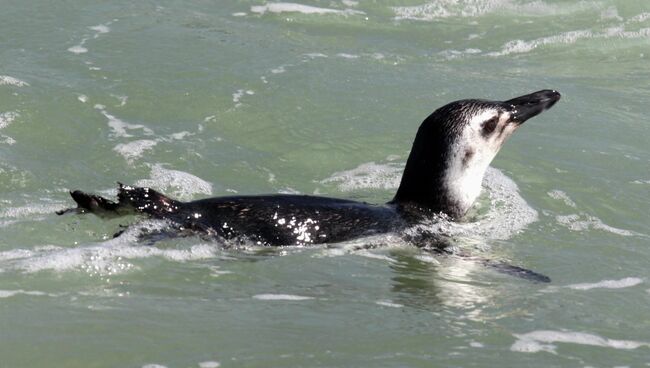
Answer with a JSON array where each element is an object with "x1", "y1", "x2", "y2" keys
[{"x1": 391, "y1": 122, "x2": 487, "y2": 219}]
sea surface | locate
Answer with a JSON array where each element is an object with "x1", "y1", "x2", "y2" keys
[{"x1": 1, "y1": 1, "x2": 650, "y2": 367}]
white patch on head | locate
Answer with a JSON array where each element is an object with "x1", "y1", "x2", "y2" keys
[{"x1": 443, "y1": 108, "x2": 516, "y2": 216}]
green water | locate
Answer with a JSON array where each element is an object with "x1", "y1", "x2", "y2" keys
[{"x1": 2, "y1": 1, "x2": 650, "y2": 367}]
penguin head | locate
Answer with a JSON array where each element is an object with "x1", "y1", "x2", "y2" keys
[{"x1": 393, "y1": 90, "x2": 561, "y2": 218}]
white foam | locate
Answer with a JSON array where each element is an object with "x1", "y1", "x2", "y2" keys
[
  {"x1": 0, "y1": 111, "x2": 19, "y2": 130},
  {"x1": 337, "y1": 53, "x2": 360, "y2": 59},
  {"x1": 142, "y1": 365, "x2": 168, "y2": 368},
  {"x1": 0, "y1": 135, "x2": 16, "y2": 145},
  {"x1": 489, "y1": 29, "x2": 594, "y2": 56},
  {"x1": 303, "y1": 53, "x2": 328, "y2": 59},
  {"x1": 489, "y1": 26, "x2": 650, "y2": 57},
  {"x1": 556, "y1": 213, "x2": 637, "y2": 237},
  {"x1": 440, "y1": 48, "x2": 483, "y2": 59},
  {"x1": 511, "y1": 330, "x2": 650, "y2": 354},
  {"x1": 251, "y1": 2, "x2": 364, "y2": 16},
  {"x1": 0, "y1": 289, "x2": 50, "y2": 298},
  {"x1": 0, "y1": 75, "x2": 29, "y2": 87},
  {"x1": 232, "y1": 12, "x2": 247, "y2": 17},
  {"x1": 393, "y1": 0, "x2": 501, "y2": 20},
  {"x1": 112, "y1": 95, "x2": 128, "y2": 106},
  {"x1": 77, "y1": 94, "x2": 88, "y2": 103},
  {"x1": 90, "y1": 24, "x2": 110, "y2": 34},
  {"x1": 271, "y1": 66, "x2": 286, "y2": 74},
  {"x1": 0, "y1": 248, "x2": 38, "y2": 262},
  {"x1": 168, "y1": 131, "x2": 192, "y2": 140},
  {"x1": 208, "y1": 266, "x2": 233, "y2": 277},
  {"x1": 67, "y1": 45, "x2": 88, "y2": 54},
  {"x1": 0, "y1": 202, "x2": 67, "y2": 219},
  {"x1": 547, "y1": 190, "x2": 577, "y2": 208},
  {"x1": 135, "y1": 164, "x2": 213, "y2": 200},
  {"x1": 95, "y1": 105, "x2": 154, "y2": 138},
  {"x1": 232, "y1": 89, "x2": 254, "y2": 107},
  {"x1": 469, "y1": 341, "x2": 484, "y2": 348},
  {"x1": 393, "y1": 0, "x2": 596, "y2": 21},
  {"x1": 198, "y1": 361, "x2": 221, "y2": 368},
  {"x1": 1, "y1": 112, "x2": 18, "y2": 144},
  {"x1": 2, "y1": 225, "x2": 224, "y2": 274},
  {"x1": 321, "y1": 161, "x2": 402, "y2": 191},
  {"x1": 277, "y1": 187, "x2": 301, "y2": 195},
  {"x1": 628, "y1": 12, "x2": 650, "y2": 23},
  {"x1": 341, "y1": 0, "x2": 358, "y2": 7},
  {"x1": 114, "y1": 140, "x2": 158, "y2": 162},
  {"x1": 252, "y1": 294, "x2": 314, "y2": 301},
  {"x1": 565, "y1": 277, "x2": 642, "y2": 290},
  {"x1": 375, "y1": 300, "x2": 404, "y2": 308}
]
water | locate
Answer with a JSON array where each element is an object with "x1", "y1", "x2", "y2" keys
[{"x1": 1, "y1": 0, "x2": 650, "y2": 366}]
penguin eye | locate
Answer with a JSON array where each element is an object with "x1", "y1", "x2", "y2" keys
[{"x1": 481, "y1": 116, "x2": 498, "y2": 136}]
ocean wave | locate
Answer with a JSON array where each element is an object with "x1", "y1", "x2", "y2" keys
[
  {"x1": 487, "y1": 29, "x2": 595, "y2": 56},
  {"x1": 489, "y1": 26, "x2": 650, "y2": 57}
]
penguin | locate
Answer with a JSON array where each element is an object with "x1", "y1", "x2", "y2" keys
[{"x1": 59, "y1": 89, "x2": 561, "y2": 281}]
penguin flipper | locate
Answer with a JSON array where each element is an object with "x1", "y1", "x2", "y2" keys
[{"x1": 481, "y1": 259, "x2": 551, "y2": 283}]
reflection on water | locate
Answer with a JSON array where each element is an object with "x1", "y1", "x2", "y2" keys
[{"x1": 388, "y1": 250, "x2": 493, "y2": 314}]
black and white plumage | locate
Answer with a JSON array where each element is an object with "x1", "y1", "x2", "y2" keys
[{"x1": 60, "y1": 90, "x2": 560, "y2": 280}]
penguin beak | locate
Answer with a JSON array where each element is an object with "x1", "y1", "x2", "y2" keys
[{"x1": 505, "y1": 90, "x2": 561, "y2": 124}]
